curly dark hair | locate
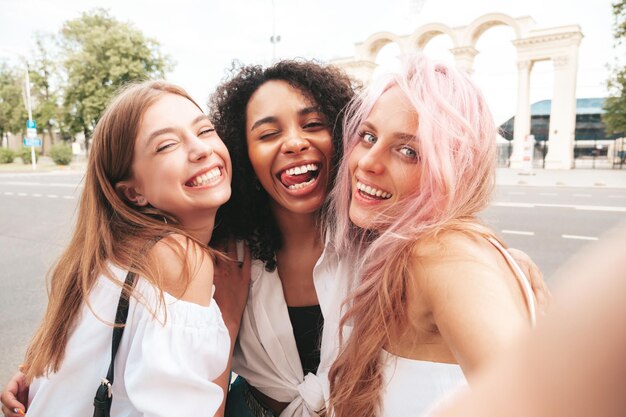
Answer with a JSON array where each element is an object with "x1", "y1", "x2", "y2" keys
[{"x1": 209, "y1": 60, "x2": 356, "y2": 271}]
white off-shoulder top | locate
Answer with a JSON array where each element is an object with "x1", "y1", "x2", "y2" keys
[{"x1": 27, "y1": 264, "x2": 230, "y2": 417}]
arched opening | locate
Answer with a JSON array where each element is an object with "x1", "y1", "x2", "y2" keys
[
  {"x1": 373, "y1": 42, "x2": 403, "y2": 78},
  {"x1": 420, "y1": 33, "x2": 455, "y2": 66},
  {"x1": 471, "y1": 24, "x2": 518, "y2": 166}
]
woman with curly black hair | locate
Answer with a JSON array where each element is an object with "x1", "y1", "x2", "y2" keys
[{"x1": 209, "y1": 60, "x2": 355, "y2": 417}]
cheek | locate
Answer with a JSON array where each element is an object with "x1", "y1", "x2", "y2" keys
[
  {"x1": 395, "y1": 166, "x2": 421, "y2": 197},
  {"x1": 347, "y1": 147, "x2": 363, "y2": 175}
]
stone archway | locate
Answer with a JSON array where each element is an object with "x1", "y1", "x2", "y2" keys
[{"x1": 332, "y1": 13, "x2": 583, "y2": 169}]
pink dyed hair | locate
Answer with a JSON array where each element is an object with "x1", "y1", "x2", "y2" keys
[{"x1": 327, "y1": 55, "x2": 498, "y2": 417}]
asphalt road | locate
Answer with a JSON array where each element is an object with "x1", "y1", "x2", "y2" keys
[{"x1": 0, "y1": 171, "x2": 625, "y2": 391}]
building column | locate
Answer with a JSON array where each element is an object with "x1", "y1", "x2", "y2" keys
[
  {"x1": 450, "y1": 46, "x2": 479, "y2": 74},
  {"x1": 544, "y1": 54, "x2": 578, "y2": 169},
  {"x1": 509, "y1": 59, "x2": 533, "y2": 169}
]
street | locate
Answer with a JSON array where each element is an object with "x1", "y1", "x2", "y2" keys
[{"x1": 1, "y1": 171, "x2": 625, "y2": 388}]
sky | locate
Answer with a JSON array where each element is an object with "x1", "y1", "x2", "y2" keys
[{"x1": 0, "y1": 0, "x2": 619, "y2": 124}]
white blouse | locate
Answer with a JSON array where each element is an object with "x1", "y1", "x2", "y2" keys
[{"x1": 27, "y1": 264, "x2": 230, "y2": 417}]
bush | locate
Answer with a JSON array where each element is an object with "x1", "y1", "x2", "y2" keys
[
  {"x1": 19, "y1": 147, "x2": 40, "y2": 164},
  {"x1": 0, "y1": 148, "x2": 16, "y2": 164},
  {"x1": 49, "y1": 143, "x2": 73, "y2": 165}
]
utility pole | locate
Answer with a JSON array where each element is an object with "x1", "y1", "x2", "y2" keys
[
  {"x1": 269, "y1": 0, "x2": 281, "y2": 62},
  {"x1": 24, "y1": 65, "x2": 37, "y2": 170}
]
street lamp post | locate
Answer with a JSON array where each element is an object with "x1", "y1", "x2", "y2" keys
[{"x1": 270, "y1": 0, "x2": 281, "y2": 62}]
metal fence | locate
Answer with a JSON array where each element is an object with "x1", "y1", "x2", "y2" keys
[{"x1": 497, "y1": 139, "x2": 626, "y2": 169}]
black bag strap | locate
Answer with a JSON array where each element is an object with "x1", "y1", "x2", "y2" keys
[
  {"x1": 107, "y1": 270, "x2": 137, "y2": 384},
  {"x1": 93, "y1": 270, "x2": 137, "y2": 416}
]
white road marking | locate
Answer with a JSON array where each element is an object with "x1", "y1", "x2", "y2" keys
[
  {"x1": 1, "y1": 192, "x2": 76, "y2": 199},
  {"x1": 491, "y1": 202, "x2": 626, "y2": 213},
  {"x1": 562, "y1": 234, "x2": 598, "y2": 241},
  {"x1": 502, "y1": 230, "x2": 535, "y2": 236},
  {"x1": 0, "y1": 181, "x2": 81, "y2": 188},
  {"x1": 609, "y1": 195, "x2": 626, "y2": 199}
]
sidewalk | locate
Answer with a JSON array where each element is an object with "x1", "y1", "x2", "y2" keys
[
  {"x1": 0, "y1": 156, "x2": 87, "y2": 174},
  {"x1": 496, "y1": 167, "x2": 626, "y2": 188}
]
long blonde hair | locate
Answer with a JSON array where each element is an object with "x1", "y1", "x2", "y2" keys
[
  {"x1": 327, "y1": 56, "x2": 498, "y2": 417},
  {"x1": 23, "y1": 81, "x2": 215, "y2": 382}
]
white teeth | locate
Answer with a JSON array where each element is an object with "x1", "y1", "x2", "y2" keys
[
  {"x1": 287, "y1": 177, "x2": 315, "y2": 190},
  {"x1": 285, "y1": 163, "x2": 319, "y2": 176},
  {"x1": 356, "y1": 181, "x2": 391, "y2": 199},
  {"x1": 190, "y1": 167, "x2": 221, "y2": 186}
]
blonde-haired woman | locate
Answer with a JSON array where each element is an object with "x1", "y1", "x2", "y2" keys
[
  {"x1": 2, "y1": 81, "x2": 248, "y2": 417},
  {"x1": 324, "y1": 55, "x2": 536, "y2": 416}
]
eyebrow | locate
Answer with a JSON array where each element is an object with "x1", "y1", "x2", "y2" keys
[
  {"x1": 146, "y1": 114, "x2": 211, "y2": 144},
  {"x1": 249, "y1": 106, "x2": 323, "y2": 132},
  {"x1": 361, "y1": 121, "x2": 416, "y2": 142}
]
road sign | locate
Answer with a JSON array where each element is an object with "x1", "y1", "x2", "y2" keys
[
  {"x1": 26, "y1": 120, "x2": 36, "y2": 129},
  {"x1": 23, "y1": 138, "x2": 42, "y2": 147},
  {"x1": 27, "y1": 128, "x2": 37, "y2": 139}
]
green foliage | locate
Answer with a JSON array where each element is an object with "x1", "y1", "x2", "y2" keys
[
  {"x1": 0, "y1": 61, "x2": 27, "y2": 138},
  {"x1": 59, "y1": 9, "x2": 173, "y2": 150},
  {"x1": 0, "y1": 147, "x2": 16, "y2": 164},
  {"x1": 19, "y1": 147, "x2": 39, "y2": 164},
  {"x1": 28, "y1": 34, "x2": 65, "y2": 153},
  {"x1": 604, "y1": 1, "x2": 626, "y2": 134},
  {"x1": 49, "y1": 143, "x2": 73, "y2": 165}
]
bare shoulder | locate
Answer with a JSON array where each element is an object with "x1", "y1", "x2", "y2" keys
[
  {"x1": 410, "y1": 231, "x2": 504, "y2": 285},
  {"x1": 149, "y1": 234, "x2": 214, "y2": 306},
  {"x1": 409, "y1": 230, "x2": 527, "y2": 314},
  {"x1": 408, "y1": 230, "x2": 530, "y2": 374}
]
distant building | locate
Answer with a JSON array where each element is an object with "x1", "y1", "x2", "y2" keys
[
  {"x1": 500, "y1": 98, "x2": 622, "y2": 141},
  {"x1": 498, "y1": 98, "x2": 625, "y2": 166}
]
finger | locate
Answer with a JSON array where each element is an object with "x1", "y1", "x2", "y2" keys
[
  {"x1": 0, "y1": 391, "x2": 25, "y2": 417},
  {"x1": 240, "y1": 242, "x2": 251, "y2": 271},
  {"x1": 236, "y1": 240, "x2": 244, "y2": 266}
]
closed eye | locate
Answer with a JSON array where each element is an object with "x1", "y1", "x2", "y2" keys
[
  {"x1": 199, "y1": 127, "x2": 216, "y2": 136},
  {"x1": 156, "y1": 142, "x2": 176, "y2": 153}
]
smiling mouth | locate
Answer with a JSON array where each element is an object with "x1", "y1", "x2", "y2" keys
[
  {"x1": 356, "y1": 180, "x2": 392, "y2": 200},
  {"x1": 186, "y1": 167, "x2": 223, "y2": 187},
  {"x1": 277, "y1": 163, "x2": 320, "y2": 190}
]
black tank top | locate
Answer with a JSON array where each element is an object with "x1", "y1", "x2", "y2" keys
[{"x1": 287, "y1": 305, "x2": 324, "y2": 375}]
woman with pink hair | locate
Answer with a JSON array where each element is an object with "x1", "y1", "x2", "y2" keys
[{"x1": 324, "y1": 55, "x2": 537, "y2": 417}]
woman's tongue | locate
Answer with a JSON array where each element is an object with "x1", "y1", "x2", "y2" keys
[{"x1": 280, "y1": 171, "x2": 313, "y2": 187}]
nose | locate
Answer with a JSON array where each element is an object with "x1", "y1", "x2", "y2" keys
[
  {"x1": 281, "y1": 134, "x2": 310, "y2": 155},
  {"x1": 189, "y1": 135, "x2": 214, "y2": 162},
  {"x1": 356, "y1": 144, "x2": 384, "y2": 175}
]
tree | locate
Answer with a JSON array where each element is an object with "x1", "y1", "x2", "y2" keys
[
  {"x1": 59, "y1": 9, "x2": 173, "y2": 150},
  {"x1": 27, "y1": 34, "x2": 64, "y2": 153},
  {"x1": 604, "y1": 1, "x2": 626, "y2": 134},
  {"x1": 0, "y1": 61, "x2": 27, "y2": 144}
]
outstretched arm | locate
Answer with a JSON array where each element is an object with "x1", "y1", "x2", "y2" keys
[{"x1": 432, "y1": 227, "x2": 626, "y2": 417}]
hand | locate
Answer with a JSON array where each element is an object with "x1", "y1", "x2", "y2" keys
[
  {"x1": 1, "y1": 371, "x2": 28, "y2": 417},
  {"x1": 213, "y1": 239, "x2": 251, "y2": 336},
  {"x1": 507, "y1": 248, "x2": 551, "y2": 315}
]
